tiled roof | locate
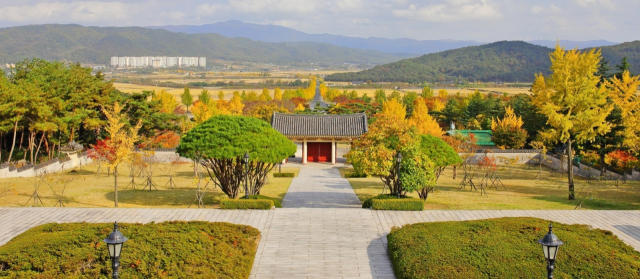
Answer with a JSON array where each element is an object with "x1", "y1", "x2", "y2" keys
[{"x1": 271, "y1": 113, "x2": 368, "y2": 138}]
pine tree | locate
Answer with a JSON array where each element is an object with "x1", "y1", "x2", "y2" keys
[
  {"x1": 180, "y1": 87, "x2": 193, "y2": 112},
  {"x1": 531, "y1": 45, "x2": 612, "y2": 200}
]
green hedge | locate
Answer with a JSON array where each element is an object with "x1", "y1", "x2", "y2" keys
[
  {"x1": 371, "y1": 199, "x2": 424, "y2": 211},
  {"x1": 221, "y1": 199, "x2": 274, "y2": 209},
  {"x1": 363, "y1": 194, "x2": 423, "y2": 211},
  {"x1": 0, "y1": 221, "x2": 260, "y2": 278},
  {"x1": 387, "y1": 217, "x2": 640, "y2": 279},
  {"x1": 242, "y1": 195, "x2": 282, "y2": 208},
  {"x1": 273, "y1": 172, "x2": 295, "y2": 177}
]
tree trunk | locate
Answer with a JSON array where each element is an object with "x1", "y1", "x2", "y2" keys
[
  {"x1": 34, "y1": 132, "x2": 45, "y2": 164},
  {"x1": 6, "y1": 121, "x2": 18, "y2": 163},
  {"x1": 567, "y1": 139, "x2": 575, "y2": 200},
  {"x1": 599, "y1": 153, "x2": 606, "y2": 177},
  {"x1": 114, "y1": 165, "x2": 118, "y2": 208}
]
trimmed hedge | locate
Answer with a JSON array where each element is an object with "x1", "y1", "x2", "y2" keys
[
  {"x1": 221, "y1": 199, "x2": 274, "y2": 209},
  {"x1": 363, "y1": 194, "x2": 424, "y2": 211},
  {"x1": 388, "y1": 217, "x2": 640, "y2": 279},
  {"x1": 273, "y1": 172, "x2": 295, "y2": 177},
  {"x1": 371, "y1": 199, "x2": 424, "y2": 211},
  {"x1": 0, "y1": 221, "x2": 260, "y2": 278},
  {"x1": 242, "y1": 195, "x2": 283, "y2": 208}
]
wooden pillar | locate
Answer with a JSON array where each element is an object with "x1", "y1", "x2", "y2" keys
[
  {"x1": 331, "y1": 139, "x2": 336, "y2": 165},
  {"x1": 302, "y1": 139, "x2": 307, "y2": 165}
]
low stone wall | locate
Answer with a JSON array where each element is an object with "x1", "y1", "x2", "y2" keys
[
  {"x1": 0, "y1": 152, "x2": 93, "y2": 179},
  {"x1": 460, "y1": 149, "x2": 541, "y2": 165}
]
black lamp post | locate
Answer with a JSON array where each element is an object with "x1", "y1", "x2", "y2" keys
[
  {"x1": 103, "y1": 222, "x2": 128, "y2": 279},
  {"x1": 244, "y1": 152, "x2": 250, "y2": 198},
  {"x1": 395, "y1": 152, "x2": 403, "y2": 198},
  {"x1": 538, "y1": 223, "x2": 564, "y2": 279}
]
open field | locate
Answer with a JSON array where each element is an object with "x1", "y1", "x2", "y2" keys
[
  {"x1": 342, "y1": 165, "x2": 640, "y2": 210},
  {"x1": 0, "y1": 162, "x2": 299, "y2": 208}
]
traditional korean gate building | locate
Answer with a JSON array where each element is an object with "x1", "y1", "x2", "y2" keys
[{"x1": 271, "y1": 112, "x2": 368, "y2": 164}]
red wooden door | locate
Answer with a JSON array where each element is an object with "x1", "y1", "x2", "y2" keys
[{"x1": 307, "y1": 143, "x2": 332, "y2": 162}]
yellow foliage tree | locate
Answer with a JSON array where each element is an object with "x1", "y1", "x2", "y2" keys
[
  {"x1": 218, "y1": 91, "x2": 225, "y2": 100},
  {"x1": 305, "y1": 78, "x2": 317, "y2": 100},
  {"x1": 319, "y1": 82, "x2": 327, "y2": 98},
  {"x1": 606, "y1": 71, "x2": 640, "y2": 151},
  {"x1": 381, "y1": 98, "x2": 406, "y2": 120},
  {"x1": 259, "y1": 88, "x2": 272, "y2": 102},
  {"x1": 152, "y1": 90, "x2": 178, "y2": 113},
  {"x1": 438, "y1": 89, "x2": 449, "y2": 99},
  {"x1": 228, "y1": 95, "x2": 245, "y2": 115},
  {"x1": 432, "y1": 99, "x2": 445, "y2": 112},
  {"x1": 273, "y1": 87, "x2": 283, "y2": 101},
  {"x1": 191, "y1": 100, "x2": 218, "y2": 123},
  {"x1": 408, "y1": 98, "x2": 444, "y2": 136},
  {"x1": 491, "y1": 106, "x2": 523, "y2": 130},
  {"x1": 102, "y1": 102, "x2": 142, "y2": 208},
  {"x1": 295, "y1": 103, "x2": 305, "y2": 111}
]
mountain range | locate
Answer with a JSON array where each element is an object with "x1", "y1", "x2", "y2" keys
[
  {"x1": 325, "y1": 40, "x2": 640, "y2": 83},
  {"x1": 149, "y1": 20, "x2": 619, "y2": 55},
  {"x1": 0, "y1": 24, "x2": 412, "y2": 66}
]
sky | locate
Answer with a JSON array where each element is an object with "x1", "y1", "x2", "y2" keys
[{"x1": 0, "y1": 0, "x2": 636, "y2": 42}]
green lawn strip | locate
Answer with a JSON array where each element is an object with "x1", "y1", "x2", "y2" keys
[
  {"x1": 0, "y1": 221, "x2": 260, "y2": 278},
  {"x1": 388, "y1": 217, "x2": 640, "y2": 279}
]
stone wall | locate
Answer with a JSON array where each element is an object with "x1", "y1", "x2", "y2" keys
[{"x1": 0, "y1": 152, "x2": 93, "y2": 178}]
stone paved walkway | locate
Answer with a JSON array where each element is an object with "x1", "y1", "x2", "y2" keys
[
  {"x1": 282, "y1": 163, "x2": 361, "y2": 208},
  {"x1": 2, "y1": 163, "x2": 640, "y2": 278}
]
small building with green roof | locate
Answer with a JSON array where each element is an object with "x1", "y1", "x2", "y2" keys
[{"x1": 446, "y1": 130, "x2": 495, "y2": 147}]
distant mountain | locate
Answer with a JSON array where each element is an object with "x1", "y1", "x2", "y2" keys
[
  {"x1": 0, "y1": 24, "x2": 412, "y2": 66},
  {"x1": 149, "y1": 20, "x2": 482, "y2": 55},
  {"x1": 325, "y1": 41, "x2": 640, "y2": 83},
  {"x1": 150, "y1": 20, "x2": 620, "y2": 56},
  {"x1": 529, "y1": 40, "x2": 618, "y2": 49}
]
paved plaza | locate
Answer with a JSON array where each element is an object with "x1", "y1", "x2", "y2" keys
[{"x1": 1, "y1": 163, "x2": 640, "y2": 278}]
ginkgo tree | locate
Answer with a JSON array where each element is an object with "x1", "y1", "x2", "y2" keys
[
  {"x1": 491, "y1": 106, "x2": 528, "y2": 149},
  {"x1": 102, "y1": 102, "x2": 142, "y2": 208},
  {"x1": 408, "y1": 98, "x2": 444, "y2": 137},
  {"x1": 531, "y1": 45, "x2": 612, "y2": 200}
]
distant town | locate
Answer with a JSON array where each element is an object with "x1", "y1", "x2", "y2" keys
[{"x1": 110, "y1": 56, "x2": 206, "y2": 68}]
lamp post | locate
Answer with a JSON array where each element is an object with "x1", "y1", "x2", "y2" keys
[
  {"x1": 395, "y1": 152, "x2": 403, "y2": 198},
  {"x1": 104, "y1": 222, "x2": 128, "y2": 279},
  {"x1": 244, "y1": 152, "x2": 250, "y2": 198},
  {"x1": 538, "y1": 223, "x2": 564, "y2": 279}
]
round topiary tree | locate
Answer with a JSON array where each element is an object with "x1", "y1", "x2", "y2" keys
[
  {"x1": 177, "y1": 115, "x2": 296, "y2": 198},
  {"x1": 418, "y1": 134, "x2": 463, "y2": 200}
]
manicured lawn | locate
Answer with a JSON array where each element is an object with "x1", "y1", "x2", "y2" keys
[
  {"x1": 388, "y1": 217, "x2": 640, "y2": 279},
  {"x1": 0, "y1": 162, "x2": 298, "y2": 208},
  {"x1": 342, "y1": 165, "x2": 640, "y2": 210},
  {"x1": 0, "y1": 221, "x2": 260, "y2": 278}
]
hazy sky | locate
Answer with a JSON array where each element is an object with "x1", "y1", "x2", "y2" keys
[{"x1": 0, "y1": 0, "x2": 636, "y2": 42}]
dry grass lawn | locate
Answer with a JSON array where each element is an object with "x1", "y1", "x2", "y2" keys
[
  {"x1": 0, "y1": 162, "x2": 298, "y2": 208},
  {"x1": 342, "y1": 165, "x2": 640, "y2": 210}
]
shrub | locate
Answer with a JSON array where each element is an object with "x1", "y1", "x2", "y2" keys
[
  {"x1": 242, "y1": 195, "x2": 282, "y2": 208},
  {"x1": 362, "y1": 194, "x2": 424, "y2": 211},
  {"x1": 0, "y1": 221, "x2": 260, "y2": 278},
  {"x1": 362, "y1": 194, "x2": 397, "y2": 208},
  {"x1": 273, "y1": 172, "x2": 295, "y2": 178},
  {"x1": 371, "y1": 199, "x2": 424, "y2": 211},
  {"x1": 220, "y1": 199, "x2": 274, "y2": 209},
  {"x1": 387, "y1": 217, "x2": 640, "y2": 279}
]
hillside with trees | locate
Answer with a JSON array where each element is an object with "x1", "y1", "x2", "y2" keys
[
  {"x1": 0, "y1": 24, "x2": 412, "y2": 66},
  {"x1": 326, "y1": 41, "x2": 640, "y2": 83}
]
